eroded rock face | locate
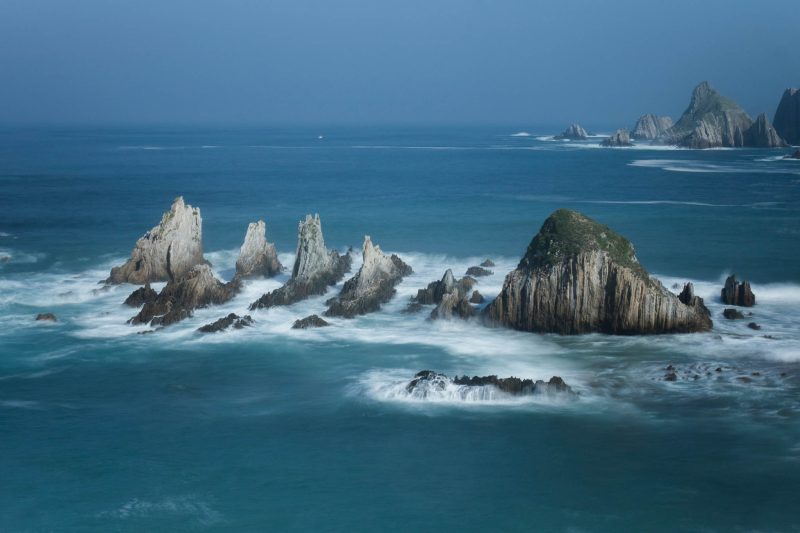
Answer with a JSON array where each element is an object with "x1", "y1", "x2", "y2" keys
[
  {"x1": 469, "y1": 290, "x2": 485, "y2": 304},
  {"x1": 406, "y1": 371, "x2": 575, "y2": 398},
  {"x1": 130, "y1": 264, "x2": 239, "y2": 327},
  {"x1": 325, "y1": 236, "x2": 412, "y2": 318},
  {"x1": 292, "y1": 314, "x2": 330, "y2": 329},
  {"x1": 773, "y1": 88, "x2": 800, "y2": 145},
  {"x1": 123, "y1": 283, "x2": 158, "y2": 307},
  {"x1": 235, "y1": 220, "x2": 282, "y2": 279},
  {"x1": 744, "y1": 113, "x2": 787, "y2": 148},
  {"x1": 249, "y1": 214, "x2": 351, "y2": 310},
  {"x1": 721, "y1": 275, "x2": 755, "y2": 307},
  {"x1": 785, "y1": 150, "x2": 800, "y2": 159},
  {"x1": 466, "y1": 266, "x2": 492, "y2": 277},
  {"x1": 601, "y1": 129, "x2": 632, "y2": 147},
  {"x1": 632, "y1": 114, "x2": 673, "y2": 140},
  {"x1": 554, "y1": 124, "x2": 588, "y2": 140},
  {"x1": 409, "y1": 269, "x2": 476, "y2": 319},
  {"x1": 198, "y1": 313, "x2": 253, "y2": 333},
  {"x1": 484, "y1": 209, "x2": 713, "y2": 334},
  {"x1": 108, "y1": 197, "x2": 204, "y2": 284}
]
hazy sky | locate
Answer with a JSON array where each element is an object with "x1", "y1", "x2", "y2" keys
[{"x1": 1, "y1": 0, "x2": 798, "y2": 127}]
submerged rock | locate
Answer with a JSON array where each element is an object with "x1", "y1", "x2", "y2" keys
[
  {"x1": 107, "y1": 196, "x2": 205, "y2": 284},
  {"x1": 785, "y1": 150, "x2": 800, "y2": 160},
  {"x1": 292, "y1": 314, "x2": 330, "y2": 329},
  {"x1": 410, "y1": 269, "x2": 476, "y2": 320},
  {"x1": 325, "y1": 236, "x2": 412, "y2": 318},
  {"x1": 35, "y1": 313, "x2": 57, "y2": 322},
  {"x1": 721, "y1": 275, "x2": 755, "y2": 307},
  {"x1": 130, "y1": 264, "x2": 239, "y2": 327},
  {"x1": 466, "y1": 266, "x2": 492, "y2": 277},
  {"x1": 723, "y1": 308, "x2": 745, "y2": 320},
  {"x1": 406, "y1": 370, "x2": 575, "y2": 398},
  {"x1": 632, "y1": 114, "x2": 673, "y2": 140},
  {"x1": 249, "y1": 214, "x2": 351, "y2": 310},
  {"x1": 773, "y1": 88, "x2": 800, "y2": 145},
  {"x1": 123, "y1": 282, "x2": 158, "y2": 307},
  {"x1": 601, "y1": 128, "x2": 632, "y2": 147},
  {"x1": 235, "y1": 220, "x2": 282, "y2": 279},
  {"x1": 198, "y1": 313, "x2": 253, "y2": 333},
  {"x1": 484, "y1": 209, "x2": 713, "y2": 334},
  {"x1": 554, "y1": 124, "x2": 589, "y2": 140}
]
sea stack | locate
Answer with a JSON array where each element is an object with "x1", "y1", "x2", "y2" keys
[
  {"x1": 601, "y1": 129, "x2": 632, "y2": 147},
  {"x1": 632, "y1": 114, "x2": 673, "y2": 140},
  {"x1": 325, "y1": 236, "x2": 412, "y2": 318},
  {"x1": 249, "y1": 214, "x2": 351, "y2": 309},
  {"x1": 410, "y1": 269, "x2": 476, "y2": 320},
  {"x1": 745, "y1": 113, "x2": 788, "y2": 148},
  {"x1": 484, "y1": 209, "x2": 713, "y2": 334},
  {"x1": 554, "y1": 124, "x2": 589, "y2": 140},
  {"x1": 235, "y1": 220, "x2": 282, "y2": 279},
  {"x1": 107, "y1": 196, "x2": 204, "y2": 284},
  {"x1": 773, "y1": 88, "x2": 800, "y2": 145},
  {"x1": 721, "y1": 275, "x2": 755, "y2": 307}
]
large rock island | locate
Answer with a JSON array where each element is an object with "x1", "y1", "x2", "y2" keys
[
  {"x1": 484, "y1": 209, "x2": 712, "y2": 334},
  {"x1": 773, "y1": 88, "x2": 800, "y2": 146}
]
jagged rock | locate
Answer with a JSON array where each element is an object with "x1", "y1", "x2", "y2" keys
[
  {"x1": 466, "y1": 266, "x2": 492, "y2": 277},
  {"x1": 130, "y1": 264, "x2": 239, "y2": 327},
  {"x1": 632, "y1": 114, "x2": 673, "y2": 140},
  {"x1": 747, "y1": 322, "x2": 761, "y2": 331},
  {"x1": 554, "y1": 124, "x2": 588, "y2": 140},
  {"x1": 744, "y1": 113, "x2": 787, "y2": 148},
  {"x1": 325, "y1": 236, "x2": 412, "y2": 317},
  {"x1": 480, "y1": 259, "x2": 495, "y2": 267},
  {"x1": 292, "y1": 314, "x2": 330, "y2": 329},
  {"x1": 35, "y1": 313, "x2": 57, "y2": 322},
  {"x1": 601, "y1": 129, "x2": 632, "y2": 147},
  {"x1": 431, "y1": 292, "x2": 475, "y2": 320},
  {"x1": 773, "y1": 88, "x2": 800, "y2": 145},
  {"x1": 409, "y1": 269, "x2": 476, "y2": 319},
  {"x1": 406, "y1": 370, "x2": 575, "y2": 397},
  {"x1": 249, "y1": 214, "x2": 351, "y2": 310},
  {"x1": 123, "y1": 283, "x2": 158, "y2": 307},
  {"x1": 785, "y1": 150, "x2": 800, "y2": 160},
  {"x1": 723, "y1": 308, "x2": 745, "y2": 320},
  {"x1": 107, "y1": 197, "x2": 204, "y2": 284},
  {"x1": 484, "y1": 209, "x2": 713, "y2": 334},
  {"x1": 721, "y1": 275, "x2": 755, "y2": 307},
  {"x1": 469, "y1": 290, "x2": 485, "y2": 304},
  {"x1": 235, "y1": 220, "x2": 282, "y2": 279},
  {"x1": 198, "y1": 313, "x2": 253, "y2": 333}
]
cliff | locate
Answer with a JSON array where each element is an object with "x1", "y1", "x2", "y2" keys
[
  {"x1": 773, "y1": 88, "x2": 800, "y2": 145},
  {"x1": 632, "y1": 114, "x2": 673, "y2": 140}
]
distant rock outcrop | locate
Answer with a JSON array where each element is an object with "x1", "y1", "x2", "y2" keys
[
  {"x1": 745, "y1": 113, "x2": 788, "y2": 148},
  {"x1": 249, "y1": 215, "x2": 351, "y2": 310},
  {"x1": 292, "y1": 314, "x2": 330, "y2": 329},
  {"x1": 123, "y1": 283, "x2": 158, "y2": 307},
  {"x1": 409, "y1": 269, "x2": 476, "y2": 320},
  {"x1": 785, "y1": 150, "x2": 800, "y2": 159},
  {"x1": 721, "y1": 275, "x2": 755, "y2": 307},
  {"x1": 601, "y1": 129, "x2": 632, "y2": 147},
  {"x1": 198, "y1": 313, "x2": 253, "y2": 333},
  {"x1": 632, "y1": 114, "x2": 673, "y2": 140},
  {"x1": 554, "y1": 124, "x2": 589, "y2": 140},
  {"x1": 35, "y1": 313, "x2": 57, "y2": 322},
  {"x1": 466, "y1": 266, "x2": 492, "y2": 277},
  {"x1": 325, "y1": 236, "x2": 412, "y2": 318},
  {"x1": 405, "y1": 370, "x2": 575, "y2": 398},
  {"x1": 235, "y1": 220, "x2": 282, "y2": 279},
  {"x1": 484, "y1": 209, "x2": 713, "y2": 334},
  {"x1": 108, "y1": 197, "x2": 204, "y2": 284},
  {"x1": 773, "y1": 88, "x2": 800, "y2": 145},
  {"x1": 130, "y1": 264, "x2": 239, "y2": 327}
]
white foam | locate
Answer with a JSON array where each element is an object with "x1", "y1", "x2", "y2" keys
[
  {"x1": 510, "y1": 132, "x2": 531, "y2": 137},
  {"x1": 630, "y1": 158, "x2": 800, "y2": 174}
]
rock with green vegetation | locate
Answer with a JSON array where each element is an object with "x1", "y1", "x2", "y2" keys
[{"x1": 484, "y1": 209, "x2": 713, "y2": 334}]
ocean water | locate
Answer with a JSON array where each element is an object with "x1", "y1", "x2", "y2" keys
[{"x1": 1, "y1": 127, "x2": 799, "y2": 532}]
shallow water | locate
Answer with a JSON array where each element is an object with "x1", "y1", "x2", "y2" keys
[{"x1": 1, "y1": 127, "x2": 799, "y2": 531}]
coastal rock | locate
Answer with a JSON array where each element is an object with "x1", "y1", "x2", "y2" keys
[
  {"x1": 773, "y1": 88, "x2": 800, "y2": 145},
  {"x1": 484, "y1": 209, "x2": 713, "y2": 334},
  {"x1": 35, "y1": 313, "x2": 57, "y2": 322},
  {"x1": 406, "y1": 370, "x2": 575, "y2": 398},
  {"x1": 292, "y1": 314, "x2": 330, "y2": 329},
  {"x1": 325, "y1": 236, "x2": 412, "y2": 318},
  {"x1": 130, "y1": 264, "x2": 239, "y2": 327},
  {"x1": 123, "y1": 282, "x2": 158, "y2": 307},
  {"x1": 747, "y1": 322, "x2": 761, "y2": 331},
  {"x1": 249, "y1": 214, "x2": 352, "y2": 310},
  {"x1": 554, "y1": 124, "x2": 589, "y2": 140},
  {"x1": 466, "y1": 266, "x2": 492, "y2": 277},
  {"x1": 723, "y1": 308, "x2": 745, "y2": 320},
  {"x1": 744, "y1": 113, "x2": 787, "y2": 148},
  {"x1": 785, "y1": 150, "x2": 800, "y2": 160},
  {"x1": 469, "y1": 290, "x2": 485, "y2": 304},
  {"x1": 107, "y1": 197, "x2": 204, "y2": 284},
  {"x1": 480, "y1": 259, "x2": 495, "y2": 267},
  {"x1": 632, "y1": 114, "x2": 673, "y2": 140},
  {"x1": 235, "y1": 220, "x2": 282, "y2": 279},
  {"x1": 410, "y1": 269, "x2": 476, "y2": 320},
  {"x1": 601, "y1": 129, "x2": 632, "y2": 147},
  {"x1": 198, "y1": 313, "x2": 253, "y2": 333},
  {"x1": 721, "y1": 275, "x2": 755, "y2": 307}
]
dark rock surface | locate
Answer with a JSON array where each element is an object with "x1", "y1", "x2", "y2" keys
[
  {"x1": 292, "y1": 314, "x2": 331, "y2": 329},
  {"x1": 480, "y1": 259, "x2": 495, "y2": 267},
  {"x1": 469, "y1": 290, "x2": 485, "y2": 304},
  {"x1": 35, "y1": 313, "x2": 57, "y2": 322},
  {"x1": 723, "y1": 308, "x2": 745, "y2": 320},
  {"x1": 198, "y1": 313, "x2": 253, "y2": 333},
  {"x1": 721, "y1": 275, "x2": 755, "y2": 307},
  {"x1": 747, "y1": 322, "x2": 761, "y2": 331},
  {"x1": 406, "y1": 370, "x2": 575, "y2": 397},
  {"x1": 123, "y1": 283, "x2": 158, "y2": 307},
  {"x1": 410, "y1": 269, "x2": 476, "y2": 320},
  {"x1": 601, "y1": 128, "x2": 632, "y2": 147},
  {"x1": 773, "y1": 88, "x2": 800, "y2": 145},
  {"x1": 785, "y1": 150, "x2": 800, "y2": 160},
  {"x1": 744, "y1": 113, "x2": 788, "y2": 148},
  {"x1": 465, "y1": 266, "x2": 492, "y2": 277}
]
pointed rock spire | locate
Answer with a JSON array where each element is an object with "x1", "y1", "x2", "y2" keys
[{"x1": 235, "y1": 220, "x2": 282, "y2": 279}]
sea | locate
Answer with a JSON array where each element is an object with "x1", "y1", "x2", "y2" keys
[{"x1": 1, "y1": 127, "x2": 799, "y2": 532}]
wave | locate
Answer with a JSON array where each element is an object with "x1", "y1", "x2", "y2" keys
[
  {"x1": 0, "y1": 247, "x2": 44, "y2": 265},
  {"x1": 0, "y1": 232, "x2": 14, "y2": 238},
  {"x1": 630, "y1": 159, "x2": 800, "y2": 174},
  {"x1": 97, "y1": 496, "x2": 222, "y2": 525},
  {"x1": 510, "y1": 132, "x2": 531, "y2": 137}
]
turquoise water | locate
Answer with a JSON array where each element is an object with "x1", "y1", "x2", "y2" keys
[{"x1": 1, "y1": 127, "x2": 799, "y2": 531}]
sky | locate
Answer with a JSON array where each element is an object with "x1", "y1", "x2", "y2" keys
[{"x1": 1, "y1": 0, "x2": 798, "y2": 128}]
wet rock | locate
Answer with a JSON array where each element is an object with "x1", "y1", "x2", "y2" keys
[
  {"x1": 664, "y1": 372, "x2": 678, "y2": 382},
  {"x1": 554, "y1": 124, "x2": 588, "y2": 140},
  {"x1": 406, "y1": 370, "x2": 575, "y2": 397},
  {"x1": 469, "y1": 290, "x2": 485, "y2": 304},
  {"x1": 198, "y1": 313, "x2": 253, "y2": 333},
  {"x1": 601, "y1": 129, "x2": 632, "y2": 147},
  {"x1": 484, "y1": 209, "x2": 713, "y2": 334},
  {"x1": 123, "y1": 282, "x2": 158, "y2": 307},
  {"x1": 721, "y1": 275, "x2": 755, "y2": 307},
  {"x1": 35, "y1": 313, "x2": 57, "y2": 322},
  {"x1": 466, "y1": 266, "x2": 492, "y2": 277},
  {"x1": 723, "y1": 308, "x2": 745, "y2": 320},
  {"x1": 480, "y1": 259, "x2": 495, "y2": 267},
  {"x1": 235, "y1": 220, "x2": 282, "y2": 279},
  {"x1": 632, "y1": 114, "x2": 673, "y2": 140},
  {"x1": 108, "y1": 196, "x2": 205, "y2": 284},
  {"x1": 747, "y1": 322, "x2": 761, "y2": 330},
  {"x1": 784, "y1": 149, "x2": 800, "y2": 160},
  {"x1": 292, "y1": 314, "x2": 330, "y2": 329},
  {"x1": 403, "y1": 302, "x2": 424, "y2": 314},
  {"x1": 410, "y1": 269, "x2": 476, "y2": 320}
]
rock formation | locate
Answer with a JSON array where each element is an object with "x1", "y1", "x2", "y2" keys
[
  {"x1": 466, "y1": 266, "x2": 492, "y2": 277},
  {"x1": 601, "y1": 129, "x2": 632, "y2": 147},
  {"x1": 554, "y1": 124, "x2": 589, "y2": 140},
  {"x1": 235, "y1": 220, "x2": 282, "y2": 279},
  {"x1": 292, "y1": 315, "x2": 330, "y2": 329},
  {"x1": 721, "y1": 275, "x2": 755, "y2": 307},
  {"x1": 662, "y1": 81, "x2": 785, "y2": 148},
  {"x1": 723, "y1": 308, "x2": 745, "y2": 320},
  {"x1": 480, "y1": 259, "x2": 495, "y2": 267},
  {"x1": 130, "y1": 264, "x2": 239, "y2": 327},
  {"x1": 107, "y1": 197, "x2": 204, "y2": 284},
  {"x1": 249, "y1": 214, "x2": 351, "y2": 310},
  {"x1": 409, "y1": 269, "x2": 476, "y2": 320},
  {"x1": 773, "y1": 88, "x2": 800, "y2": 145},
  {"x1": 123, "y1": 283, "x2": 158, "y2": 307},
  {"x1": 484, "y1": 209, "x2": 713, "y2": 334},
  {"x1": 406, "y1": 371, "x2": 574, "y2": 398},
  {"x1": 325, "y1": 236, "x2": 412, "y2": 318},
  {"x1": 35, "y1": 313, "x2": 57, "y2": 322},
  {"x1": 469, "y1": 290, "x2": 485, "y2": 304},
  {"x1": 631, "y1": 114, "x2": 673, "y2": 140},
  {"x1": 198, "y1": 313, "x2": 253, "y2": 333}
]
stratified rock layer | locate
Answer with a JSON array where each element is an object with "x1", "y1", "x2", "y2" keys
[
  {"x1": 745, "y1": 113, "x2": 788, "y2": 148},
  {"x1": 721, "y1": 275, "x2": 755, "y2": 307},
  {"x1": 108, "y1": 197, "x2": 204, "y2": 284},
  {"x1": 484, "y1": 209, "x2": 713, "y2": 334},
  {"x1": 632, "y1": 114, "x2": 673, "y2": 140},
  {"x1": 554, "y1": 124, "x2": 588, "y2": 140},
  {"x1": 601, "y1": 129, "x2": 632, "y2": 147},
  {"x1": 773, "y1": 88, "x2": 800, "y2": 145},
  {"x1": 235, "y1": 220, "x2": 282, "y2": 279},
  {"x1": 325, "y1": 236, "x2": 412, "y2": 318}
]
